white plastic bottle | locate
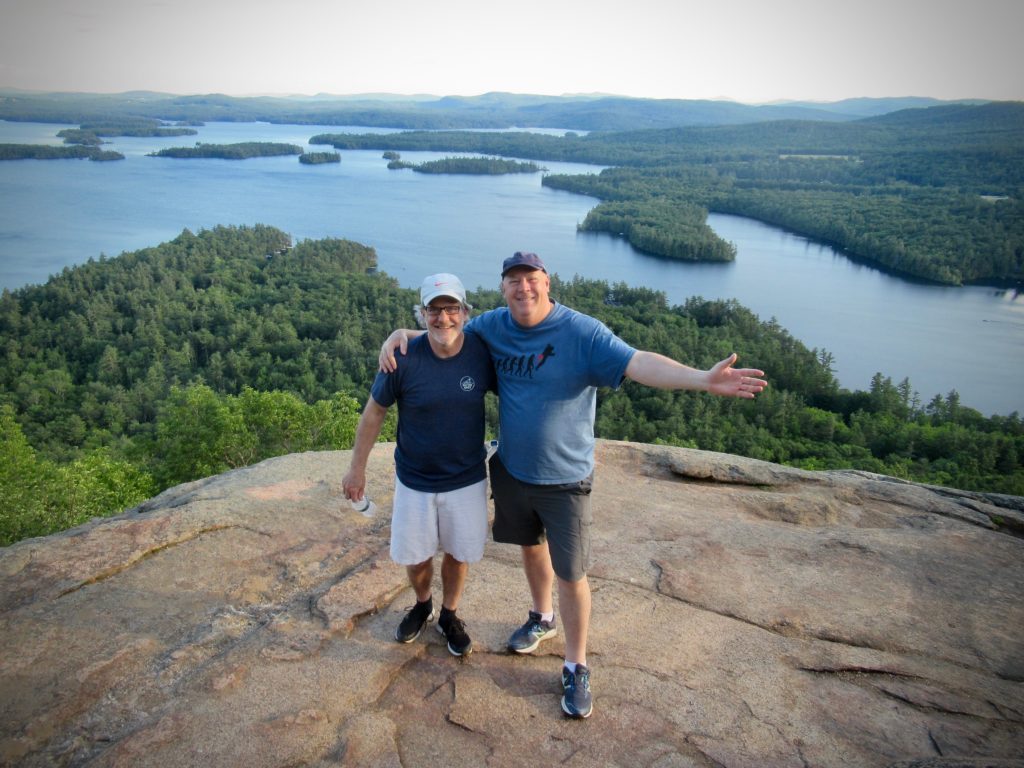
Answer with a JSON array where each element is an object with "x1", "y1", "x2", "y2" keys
[{"x1": 349, "y1": 497, "x2": 377, "y2": 518}]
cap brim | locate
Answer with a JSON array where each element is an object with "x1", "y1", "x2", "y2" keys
[
  {"x1": 422, "y1": 291, "x2": 466, "y2": 305},
  {"x1": 501, "y1": 265, "x2": 546, "y2": 277}
]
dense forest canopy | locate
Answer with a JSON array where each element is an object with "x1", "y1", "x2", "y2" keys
[{"x1": 1, "y1": 226, "x2": 1021, "y2": 546}]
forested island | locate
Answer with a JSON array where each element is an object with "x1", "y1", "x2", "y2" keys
[
  {"x1": 299, "y1": 151, "x2": 340, "y2": 164},
  {"x1": 149, "y1": 142, "x2": 303, "y2": 159},
  {"x1": 312, "y1": 101, "x2": 1024, "y2": 285},
  {"x1": 387, "y1": 156, "x2": 542, "y2": 174},
  {"x1": 57, "y1": 119, "x2": 198, "y2": 146},
  {"x1": 0, "y1": 144, "x2": 124, "y2": 161},
  {"x1": 1, "y1": 225, "x2": 1021, "y2": 546}
]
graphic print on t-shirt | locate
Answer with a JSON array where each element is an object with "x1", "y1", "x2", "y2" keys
[
  {"x1": 496, "y1": 344, "x2": 556, "y2": 379},
  {"x1": 536, "y1": 344, "x2": 555, "y2": 369}
]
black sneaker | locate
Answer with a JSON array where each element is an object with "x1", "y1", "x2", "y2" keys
[
  {"x1": 507, "y1": 610, "x2": 557, "y2": 654},
  {"x1": 437, "y1": 608, "x2": 473, "y2": 656},
  {"x1": 395, "y1": 598, "x2": 434, "y2": 643},
  {"x1": 561, "y1": 664, "x2": 592, "y2": 719}
]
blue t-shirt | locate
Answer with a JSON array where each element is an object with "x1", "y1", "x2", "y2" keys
[
  {"x1": 467, "y1": 302, "x2": 635, "y2": 484},
  {"x1": 371, "y1": 331, "x2": 495, "y2": 492}
]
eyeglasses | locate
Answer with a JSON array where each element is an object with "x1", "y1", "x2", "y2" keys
[{"x1": 425, "y1": 304, "x2": 463, "y2": 318}]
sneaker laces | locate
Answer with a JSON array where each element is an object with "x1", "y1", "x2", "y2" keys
[
  {"x1": 575, "y1": 666, "x2": 590, "y2": 689},
  {"x1": 524, "y1": 612, "x2": 545, "y2": 633},
  {"x1": 442, "y1": 612, "x2": 466, "y2": 635}
]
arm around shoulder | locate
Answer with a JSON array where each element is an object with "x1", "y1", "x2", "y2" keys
[{"x1": 379, "y1": 329, "x2": 425, "y2": 373}]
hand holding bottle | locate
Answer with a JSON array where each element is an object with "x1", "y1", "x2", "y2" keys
[{"x1": 349, "y1": 496, "x2": 377, "y2": 518}]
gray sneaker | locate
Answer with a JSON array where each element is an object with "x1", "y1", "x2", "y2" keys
[
  {"x1": 507, "y1": 610, "x2": 557, "y2": 654},
  {"x1": 561, "y1": 664, "x2": 592, "y2": 719}
]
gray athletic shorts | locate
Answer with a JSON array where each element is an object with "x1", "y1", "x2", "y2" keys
[{"x1": 489, "y1": 454, "x2": 593, "y2": 582}]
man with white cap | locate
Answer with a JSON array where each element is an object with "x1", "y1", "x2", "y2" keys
[
  {"x1": 380, "y1": 252, "x2": 767, "y2": 717},
  {"x1": 344, "y1": 273, "x2": 495, "y2": 656}
]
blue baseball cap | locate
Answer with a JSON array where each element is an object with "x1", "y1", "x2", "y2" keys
[{"x1": 501, "y1": 251, "x2": 547, "y2": 277}]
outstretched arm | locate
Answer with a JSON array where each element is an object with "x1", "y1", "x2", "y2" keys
[
  {"x1": 625, "y1": 352, "x2": 767, "y2": 399},
  {"x1": 378, "y1": 329, "x2": 426, "y2": 373},
  {"x1": 342, "y1": 397, "x2": 389, "y2": 502}
]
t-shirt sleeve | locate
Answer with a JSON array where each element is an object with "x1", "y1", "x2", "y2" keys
[
  {"x1": 369, "y1": 368, "x2": 399, "y2": 408},
  {"x1": 589, "y1": 321, "x2": 636, "y2": 389}
]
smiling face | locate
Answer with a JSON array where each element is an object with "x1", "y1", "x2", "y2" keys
[
  {"x1": 420, "y1": 296, "x2": 467, "y2": 357},
  {"x1": 501, "y1": 266, "x2": 551, "y2": 327}
]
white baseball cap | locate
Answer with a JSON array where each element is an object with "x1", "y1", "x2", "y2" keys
[{"x1": 420, "y1": 273, "x2": 470, "y2": 307}]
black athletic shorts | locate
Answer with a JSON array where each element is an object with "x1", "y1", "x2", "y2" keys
[{"x1": 489, "y1": 453, "x2": 593, "y2": 582}]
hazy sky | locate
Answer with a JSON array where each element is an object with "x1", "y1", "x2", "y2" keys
[{"x1": 2, "y1": 0, "x2": 1022, "y2": 103}]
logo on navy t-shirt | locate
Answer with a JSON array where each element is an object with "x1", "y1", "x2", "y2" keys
[{"x1": 460, "y1": 376, "x2": 476, "y2": 391}]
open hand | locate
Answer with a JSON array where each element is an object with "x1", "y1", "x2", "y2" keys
[{"x1": 708, "y1": 353, "x2": 767, "y2": 399}]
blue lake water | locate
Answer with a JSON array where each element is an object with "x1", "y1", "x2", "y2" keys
[{"x1": 1, "y1": 120, "x2": 1022, "y2": 416}]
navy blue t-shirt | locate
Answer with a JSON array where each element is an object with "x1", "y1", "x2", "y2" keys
[{"x1": 370, "y1": 331, "x2": 495, "y2": 492}]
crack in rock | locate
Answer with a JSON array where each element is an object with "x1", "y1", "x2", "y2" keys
[{"x1": 58, "y1": 524, "x2": 237, "y2": 596}]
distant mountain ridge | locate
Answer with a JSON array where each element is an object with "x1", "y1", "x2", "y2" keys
[
  {"x1": 860, "y1": 100, "x2": 1024, "y2": 129},
  {"x1": 0, "y1": 89, "x2": 992, "y2": 131},
  {"x1": 777, "y1": 95, "x2": 988, "y2": 117}
]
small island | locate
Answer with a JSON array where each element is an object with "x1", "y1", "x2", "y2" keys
[
  {"x1": 299, "y1": 151, "x2": 341, "y2": 165},
  {"x1": 58, "y1": 120, "x2": 198, "y2": 146},
  {"x1": 149, "y1": 142, "x2": 304, "y2": 160},
  {"x1": 0, "y1": 144, "x2": 124, "y2": 161},
  {"x1": 388, "y1": 156, "x2": 543, "y2": 175}
]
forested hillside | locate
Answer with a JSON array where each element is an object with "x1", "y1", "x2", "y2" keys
[
  {"x1": 1, "y1": 226, "x2": 1021, "y2": 546},
  {"x1": 0, "y1": 90, "x2": 969, "y2": 131}
]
